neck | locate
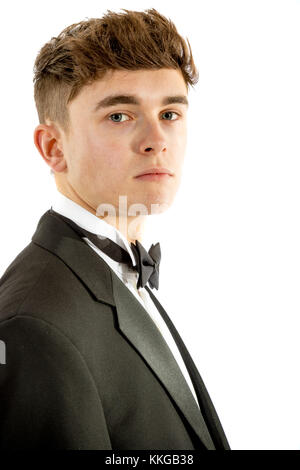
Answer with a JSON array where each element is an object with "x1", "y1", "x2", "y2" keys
[
  {"x1": 55, "y1": 183, "x2": 147, "y2": 245},
  {"x1": 100, "y1": 213, "x2": 146, "y2": 245}
]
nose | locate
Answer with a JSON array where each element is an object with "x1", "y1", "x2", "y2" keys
[{"x1": 137, "y1": 120, "x2": 167, "y2": 156}]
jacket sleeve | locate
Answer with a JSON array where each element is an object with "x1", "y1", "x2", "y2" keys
[{"x1": 0, "y1": 314, "x2": 112, "y2": 450}]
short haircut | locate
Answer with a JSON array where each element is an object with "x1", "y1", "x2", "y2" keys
[{"x1": 33, "y1": 8, "x2": 199, "y2": 134}]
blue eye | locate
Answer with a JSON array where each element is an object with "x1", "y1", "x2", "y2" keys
[
  {"x1": 108, "y1": 111, "x2": 180, "y2": 123},
  {"x1": 161, "y1": 111, "x2": 178, "y2": 120},
  {"x1": 109, "y1": 113, "x2": 129, "y2": 123}
]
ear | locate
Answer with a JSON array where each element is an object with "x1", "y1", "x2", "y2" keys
[{"x1": 33, "y1": 122, "x2": 67, "y2": 173}]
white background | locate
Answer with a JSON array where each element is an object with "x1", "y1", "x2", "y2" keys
[{"x1": 0, "y1": 0, "x2": 299, "y2": 450}]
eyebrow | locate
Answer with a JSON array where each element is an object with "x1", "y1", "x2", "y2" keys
[{"x1": 93, "y1": 94, "x2": 189, "y2": 112}]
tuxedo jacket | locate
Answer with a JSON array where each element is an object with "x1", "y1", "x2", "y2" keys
[{"x1": 0, "y1": 209, "x2": 230, "y2": 450}]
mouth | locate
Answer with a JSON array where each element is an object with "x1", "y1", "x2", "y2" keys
[
  {"x1": 134, "y1": 167, "x2": 174, "y2": 179},
  {"x1": 135, "y1": 173, "x2": 172, "y2": 181}
]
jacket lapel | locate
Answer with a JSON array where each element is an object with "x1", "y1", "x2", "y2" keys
[
  {"x1": 32, "y1": 210, "x2": 215, "y2": 449},
  {"x1": 111, "y1": 271, "x2": 215, "y2": 449}
]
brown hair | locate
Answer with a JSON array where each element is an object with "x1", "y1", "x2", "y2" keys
[{"x1": 33, "y1": 8, "x2": 199, "y2": 133}]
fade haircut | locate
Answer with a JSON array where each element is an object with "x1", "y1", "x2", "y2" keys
[{"x1": 33, "y1": 8, "x2": 199, "y2": 134}]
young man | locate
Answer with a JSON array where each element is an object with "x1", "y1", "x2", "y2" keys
[{"x1": 0, "y1": 8, "x2": 230, "y2": 450}]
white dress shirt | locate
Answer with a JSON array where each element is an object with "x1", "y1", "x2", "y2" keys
[{"x1": 51, "y1": 191, "x2": 200, "y2": 409}]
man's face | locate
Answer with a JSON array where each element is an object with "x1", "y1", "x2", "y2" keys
[{"x1": 57, "y1": 68, "x2": 188, "y2": 217}]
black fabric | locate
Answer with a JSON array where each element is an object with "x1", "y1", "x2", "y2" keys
[
  {"x1": 49, "y1": 208, "x2": 132, "y2": 264},
  {"x1": 49, "y1": 209, "x2": 161, "y2": 290},
  {"x1": 0, "y1": 209, "x2": 230, "y2": 450}
]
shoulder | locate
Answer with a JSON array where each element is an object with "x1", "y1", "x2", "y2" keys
[
  {"x1": 0, "y1": 240, "x2": 115, "y2": 352},
  {"x1": 0, "y1": 242, "x2": 53, "y2": 321},
  {"x1": 0, "y1": 240, "x2": 105, "y2": 323}
]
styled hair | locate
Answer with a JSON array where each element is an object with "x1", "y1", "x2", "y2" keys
[{"x1": 33, "y1": 8, "x2": 199, "y2": 133}]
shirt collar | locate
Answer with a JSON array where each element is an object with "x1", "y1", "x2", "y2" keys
[{"x1": 51, "y1": 191, "x2": 137, "y2": 268}]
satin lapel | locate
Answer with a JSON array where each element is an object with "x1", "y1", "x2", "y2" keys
[
  {"x1": 111, "y1": 270, "x2": 215, "y2": 449},
  {"x1": 31, "y1": 210, "x2": 215, "y2": 449}
]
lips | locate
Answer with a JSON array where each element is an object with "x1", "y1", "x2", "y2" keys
[{"x1": 135, "y1": 167, "x2": 173, "y2": 177}]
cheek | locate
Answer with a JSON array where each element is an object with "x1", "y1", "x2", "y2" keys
[
  {"x1": 170, "y1": 122, "x2": 187, "y2": 145},
  {"x1": 84, "y1": 135, "x2": 124, "y2": 174},
  {"x1": 172, "y1": 132, "x2": 187, "y2": 163}
]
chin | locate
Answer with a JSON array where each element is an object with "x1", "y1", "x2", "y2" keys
[
  {"x1": 127, "y1": 190, "x2": 175, "y2": 215},
  {"x1": 148, "y1": 201, "x2": 171, "y2": 215}
]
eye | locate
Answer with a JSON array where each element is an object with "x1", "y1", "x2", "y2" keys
[
  {"x1": 161, "y1": 111, "x2": 180, "y2": 121},
  {"x1": 108, "y1": 112, "x2": 130, "y2": 123},
  {"x1": 107, "y1": 110, "x2": 181, "y2": 124}
]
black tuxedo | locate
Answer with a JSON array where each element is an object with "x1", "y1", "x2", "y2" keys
[{"x1": 0, "y1": 209, "x2": 230, "y2": 450}]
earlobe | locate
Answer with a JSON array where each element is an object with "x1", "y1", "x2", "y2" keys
[{"x1": 50, "y1": 156, "x2": 67, "y2": 172}]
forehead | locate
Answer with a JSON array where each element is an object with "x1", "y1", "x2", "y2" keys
[{"x1": 70, "y1": 68, "x2": 188, "y2": 111}]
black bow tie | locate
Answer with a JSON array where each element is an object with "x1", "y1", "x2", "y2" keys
[
  {"x1": 49, "y1": 209, "x2": 161, "y2": 290},
  {"x1": 130, "y1": 240, "x2": 161, "y2": 290}
]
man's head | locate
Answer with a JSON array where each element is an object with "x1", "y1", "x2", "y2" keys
[{"x1": 33, "y1": 8, "x2": 198, "y2": 237}]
